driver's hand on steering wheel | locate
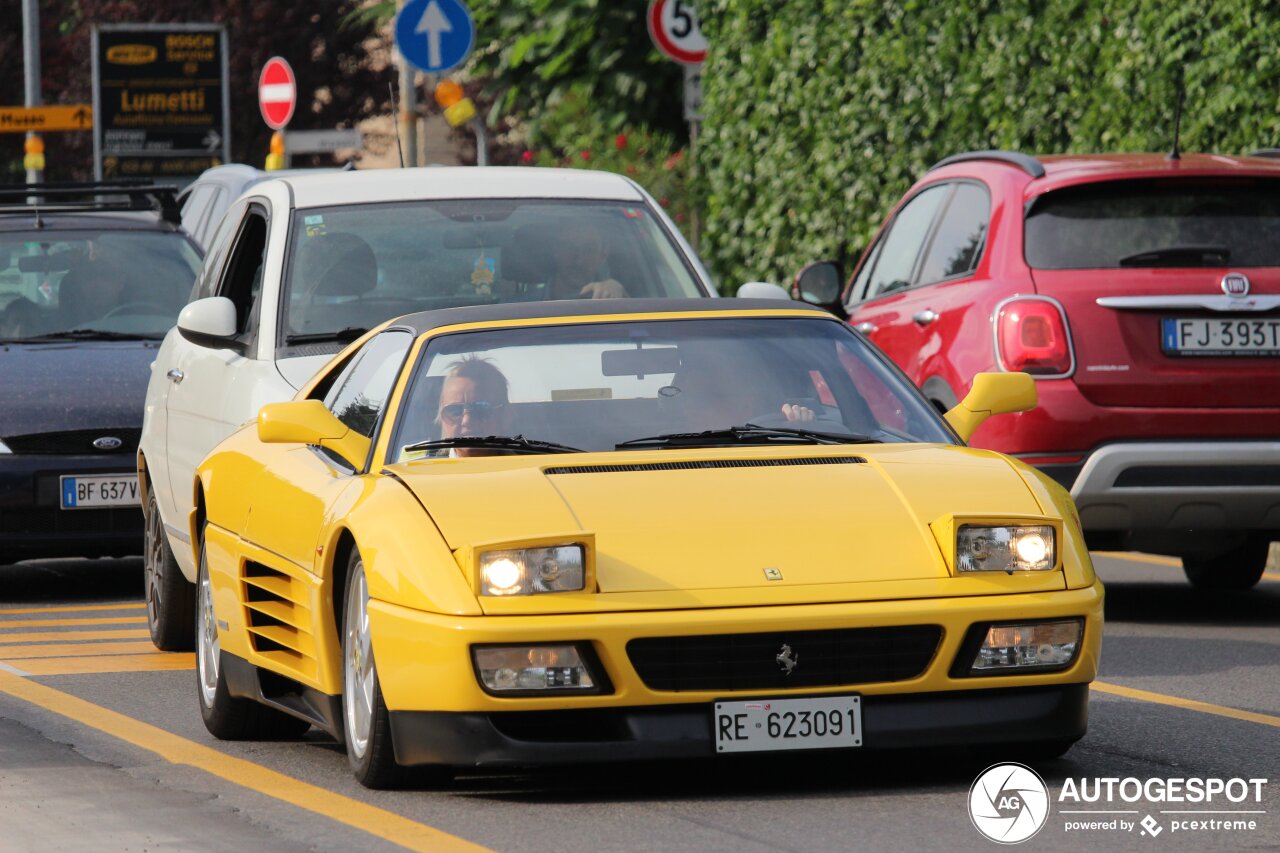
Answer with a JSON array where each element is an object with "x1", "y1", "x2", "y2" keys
[
  {"x1": 578, "y1": 278, "x2": 627, "y2": 299},
  {"x1": 780, "y1": 403, "x2": 816, "y2": 422}
]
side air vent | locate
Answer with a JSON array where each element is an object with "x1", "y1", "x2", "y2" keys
[
  {"x1": 241, "y1": 560, "x2": 317, "y2": 679},
  {"x1": 545, "y1": 457, "x2": 866, "y2": 475}
]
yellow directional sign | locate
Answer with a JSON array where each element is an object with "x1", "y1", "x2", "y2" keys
[{"x1": 0, "y1": 105, "x2": 94, "y2": 133}]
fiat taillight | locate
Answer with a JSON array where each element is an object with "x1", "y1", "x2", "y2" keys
[{"x1": 995, "y1": 297, "x2": 1074, "y2": 376}]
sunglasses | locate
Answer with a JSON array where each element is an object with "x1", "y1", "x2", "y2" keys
[{"x1": 439, "y1": 401, "x2": 504, "y2": 424}]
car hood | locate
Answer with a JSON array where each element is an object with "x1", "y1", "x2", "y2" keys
[
  {"x1": 0, "y1": 340, "x2": 159, "y2": 436},
  {"x1": 386, "y1": 444, "x2": 1048, "y2": 599}
]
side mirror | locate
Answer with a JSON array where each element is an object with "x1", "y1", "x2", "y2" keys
[
  {"x1": 258, "y1": 400, "x2": 371, "y2": 469},
  {"x1": 735, "y1": 281, "x2": 792, "y2": 300},
  {"x1": 944, "y1": 372, "x2": 1037, "y2": 443},
  {"x1": 792, "y1": 261, "x2": 847, "y2": 317},
  {"x1": 177, "y1": 296, "x2": 237, "y2": 348}
]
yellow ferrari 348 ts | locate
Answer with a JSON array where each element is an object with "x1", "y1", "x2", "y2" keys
[{"x1": 188, "y1": 299, "x2": 1103, "y2": 788}]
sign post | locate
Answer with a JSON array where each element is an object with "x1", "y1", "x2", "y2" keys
[
  {"x1": 91, "y1": 24, "x2": 230, "y2": 181},
  {"x1": 647, "y1": 0, "x2": 706, "y2": 247},
  {"x1": 395, "y1": 0, "x2": 478, "y2": 165}
]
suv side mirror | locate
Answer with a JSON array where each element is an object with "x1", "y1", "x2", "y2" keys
[
  {"x1": 257, "y1": 400, "x2": 370, "y2": 469},
  {"x1": 735, "y1": 281, "x2": 792, "y2": 300},
  {"x1": 176, "y1": 296, "x2": 237, "y2": 348},
  {"x1": 792, "y1": 261, "x2": 846, "y2": 317},
  {"x1": 944, "y1": 372, "x2": 1037, "y2": 442}
]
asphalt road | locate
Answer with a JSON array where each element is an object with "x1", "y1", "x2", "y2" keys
[{"x1": 0, "y1": 552, "x2": 1276, "y2": 852}]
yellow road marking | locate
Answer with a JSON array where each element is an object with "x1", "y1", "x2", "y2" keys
[
  {"x1": 0, "y1": 629, "x2": 150, "y2": 644},
  {"x1": 1263, "y1": 570, "x2": 1280, "y2": 583},
  {"x1": 0, "y1": 640, "x2": 160, "y2": 659},
  {"x1": 13, "y1": 654, "x2": 195, "y2": 675},
  {"x1": 0, "y1": 671, "x2": 490, "y2": 852},
  {"x1": 1093, "y1": 681, "x2": 1280, "y2": 729},
  {"x1": 0, "y1": 616, "x2": 147, "y2": 629},
  {"x1": 0, "y1": 602, "x2": 144, "y2": 616},
  {"x1": 1093, "y1": 552, "x2": 1181, "y2": 567}
]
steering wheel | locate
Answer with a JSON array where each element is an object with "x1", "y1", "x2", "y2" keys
[{"x1": 102, "y1": 301, "x2": 172, "y2": 319}]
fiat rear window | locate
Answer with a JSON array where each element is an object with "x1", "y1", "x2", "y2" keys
[{"x1": 1025, "y1": 179, "x2": 1280, "y2": 269}]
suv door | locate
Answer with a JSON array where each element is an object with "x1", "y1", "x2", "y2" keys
[
  {"x1": 165, "y1": 202, "x2": 281, "y2": 534},
  {"x1": 846, "y1": 183, "x2": 991, "y2": 405}
]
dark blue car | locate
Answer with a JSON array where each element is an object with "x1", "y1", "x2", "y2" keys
[{"x1": 0, "y1": 183, "x2": 202, "y2": 564}]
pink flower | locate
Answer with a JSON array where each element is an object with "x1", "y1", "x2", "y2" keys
[
  {"x1": 521, "y1": 150, "x2": 533, "y2": 163},
  {"x1": 580, "y1": 149, "x2": 592, "y2": 161},
  {"x1": 615, "y1": 133, "x2": 628, "y2": 151}
]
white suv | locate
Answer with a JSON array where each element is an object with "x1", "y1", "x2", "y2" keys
[{"x1": 138, "y1": 166, "x2": 726, "y2": 649}]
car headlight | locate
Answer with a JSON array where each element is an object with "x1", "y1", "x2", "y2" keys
[
  {"x1": 479, "y1": 545, "x2": 585, "y2": 596},
  {"x1": 472, "y1": 643, "x2": 607, "y2": 695},
  {"x1": 957, "y1": 524, "x2": 1055, "y2": 573},
  {"x1": 0, "y1": 438, "x2": 10, "y2": 454}
]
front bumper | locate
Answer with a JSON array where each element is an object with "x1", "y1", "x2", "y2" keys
[
  {"x1": 0, "y1": 454, "x2": 142, "y2": 561},
  {"x1": 389, "y1": 684, "x2": 1089, "y2": 767}
]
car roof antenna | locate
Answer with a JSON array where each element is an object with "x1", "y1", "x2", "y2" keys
[
  {"x1": 1169, "y1": 69, "x2": 1185, "y2": 161},
  {"x1": 389, "y1": 82, "x2": 405, "y2": 168}
]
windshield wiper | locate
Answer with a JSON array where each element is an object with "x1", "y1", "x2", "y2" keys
[
  {"x1": 616, "y1": 423, "x2": 882, "y2": 450},
  {"x1": 1117, "y1": 245, "x2": 1230, "y2": 267},
  {"x1": 20, "y1": 329, "x2": 159, "y2": 341},
  {"x1": 286, "y1": 326, "x2": 369, "y2": 344},
  {"x1": 403, "y1": 434, "x2": 584, "y2": 455}
]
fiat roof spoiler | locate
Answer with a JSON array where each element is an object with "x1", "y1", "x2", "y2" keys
[{"x1": 928, "y1": 150, "x2": 1046, "y2": 179}]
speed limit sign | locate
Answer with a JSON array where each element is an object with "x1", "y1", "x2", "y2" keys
[{"x1": 647, "y1": 0, "x2": 707, "y2": 65}]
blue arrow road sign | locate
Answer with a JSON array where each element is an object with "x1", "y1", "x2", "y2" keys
[{"x1": 395, "y1": 0, "x2": 475, "y2": 74}]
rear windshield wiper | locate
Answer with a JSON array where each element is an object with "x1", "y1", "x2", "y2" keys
[
  {"x1": 403, "y1": 435, "x2": 584, "y2": 455},
  {"x1": 1117, "y1": 246, "x2": 1230, "y2": 267},
  {"x1": 285, "y1": 326, "x2": 369, "y2": 344},
  {"x1": 616, "y1": 423, "x2": 882, "y2": 450},
  {"x1": 20, "y1": 329, "x2": 159, "y2": 341}
]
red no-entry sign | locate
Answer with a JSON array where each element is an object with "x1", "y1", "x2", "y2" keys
[{"x1": 258, "y1": 57, "x2": 296, "y2": 130}]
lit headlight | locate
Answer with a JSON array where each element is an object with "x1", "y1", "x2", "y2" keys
[
  {"x1": 479, "y1": 545, "x2": 585, "y2": 596},
  {"x1": 472, "y1": 644, "x2": 604, "y2": 694},
  {"x1": 0, "y1": 438, "x2": 11, "y2": 454},
  {"x1": 966, "y1": 619, "x2": 1083, "y2": 674},
  {"x1": 957, "y1": 525, "x2": 1055, "y2": 573}
]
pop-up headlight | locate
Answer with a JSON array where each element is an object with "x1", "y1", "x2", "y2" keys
[
  {"x1": 957, "y1": 524, "x2": 1055, "y2": 573},
  {"x1": 479, "y1": 545, "x2": 585, "y2": 596}
]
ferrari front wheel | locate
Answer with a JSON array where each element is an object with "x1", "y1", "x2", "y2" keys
[
  {"x1": 342, "y1": 551, "x2": 407, "y2": 788},
  {"x1": 196, "y1": 529, "x2": 310, "y2": 740}
]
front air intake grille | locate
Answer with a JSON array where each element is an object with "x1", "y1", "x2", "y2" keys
[
  {"x1": 2, "y1": 428, "x2": 140, "y2": 455},
  {"x1": 545, "y1": 457, "x2": 866, "y2": 475},
  {"x1": 627, "y1": 625, "x2": 942, "y2": 692}
]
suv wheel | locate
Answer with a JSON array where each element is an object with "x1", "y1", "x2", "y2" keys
[
  {"x1": 145, "y1": 487, "x2": 195, "y2": 650},
  {"x1": 1182, "y1": 535, "x2": 1272, "y2": 590}
]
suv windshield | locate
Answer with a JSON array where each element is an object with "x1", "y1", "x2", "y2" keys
[
  {"x1": 283, "y1": 199, "x2": 702, "y2": 342},
  {"x1": 390, "y1": 316, "x2": 954, "y2": 458},
  {"x1": 1025, "y1": 179, "x2": 1280, "y2": 269},
  {"x1": 0, "y1": 230, "x2": 202, "y2": 340}
]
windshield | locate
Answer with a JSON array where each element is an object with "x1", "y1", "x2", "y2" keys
[
  {"x1": 1025, "y1": 179, "x2": 1280, "y2": 269},
  {"x1": 389, "y1": 317, "x2": 955, "y2": 459},
  {"x1": 283, "y1": 199, "x2": 704, "y2": 343},
  {"x1": 0, "y1": 230, "x2": 202, "y2": 340}
]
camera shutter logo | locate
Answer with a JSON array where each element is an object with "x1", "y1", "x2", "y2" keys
[{"x1": 969, "y1": 763, "x2": 1050, "y2": 844}]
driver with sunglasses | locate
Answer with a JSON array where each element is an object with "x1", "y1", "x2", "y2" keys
[{"x1": 434, "y1": 356, "x2": 512, "y2": 457}]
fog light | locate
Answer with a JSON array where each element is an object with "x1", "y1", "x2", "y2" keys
[
  {"x1": 970, "y1": 620, "x2": 1082, "y2": 673},
  {"x1": 473, "y1": 644, "x2": 601, "y2": 694}
]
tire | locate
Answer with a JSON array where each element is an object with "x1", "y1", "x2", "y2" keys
[
  {"x1": 1182, "y1": 535, "x2": 1271, "y2": 591},
  {"x1": 144, "y1": 486, "x2": 195, "y2": 651},
  {"x1": 196, "y1": 530, "x2": 311, "y2": 741},
  {"x1": 342, "y1": 550, "x2": 414, "y2": 789}
]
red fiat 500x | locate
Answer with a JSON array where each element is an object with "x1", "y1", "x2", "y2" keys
[{"x1": 795, "y1": 151, "x2": 1280, "y2": 589}]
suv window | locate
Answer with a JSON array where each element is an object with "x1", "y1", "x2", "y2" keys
[
  {"x1": 1026, "y1": 179, "x2": 1280, "y2": 269},
  {"x1": 917, "y1": 183, "x2": 990, "y2": 283},
  {"x1": 865, "y1": 184, "x2": 949, "y2": 298}
]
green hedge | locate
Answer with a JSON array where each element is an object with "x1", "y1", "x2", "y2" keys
[{"x1": 698, "y1": 0, "x2": 1280, "y2": 291}]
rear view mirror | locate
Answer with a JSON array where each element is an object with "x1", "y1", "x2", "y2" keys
[
  {"x1": 17, "y1": 252, "x2": 74, "y2": 273},
  {"x1": 602, "y1": 346, "x2": 681, "y2": 377},
  {"x1": 945, "y1": 372, "x2": 1037, "y2": 442},
  {"x1": 258, "y1": 399, "x2": 370, "y2": 469},
  {"x1": 792, "y1": 261, "x2": 844, "y2": 311},
  {"x1": 177, "y1": 296, "x2": 236, "y2": 348}
]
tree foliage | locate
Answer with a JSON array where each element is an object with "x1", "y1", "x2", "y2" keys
[
  {"x1": 698, "y1": 0, "x2": 1280, "y2": 288},
  {"x1": 0, "y1": 0, "x2": 392, "y2": 181}
]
